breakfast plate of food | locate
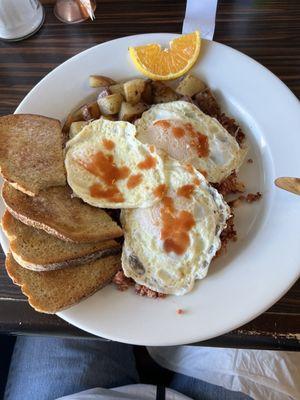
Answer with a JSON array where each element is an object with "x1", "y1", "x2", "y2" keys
[{"x1": 0, "y1": 32, "x2": 299, "y2": 345}]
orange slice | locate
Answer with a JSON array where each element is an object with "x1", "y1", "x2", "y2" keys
[{"x1": 129, "y1": 31, "x2": 201, "y2": 81}]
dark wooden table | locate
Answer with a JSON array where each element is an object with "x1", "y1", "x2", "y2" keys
[{"x1": 0, "y1": 0, "x2": 299, "y2": 349}]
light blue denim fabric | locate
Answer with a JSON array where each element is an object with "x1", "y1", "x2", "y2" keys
[{"x1": 4, "y1": 337, "x2": 252, "y2": 400}]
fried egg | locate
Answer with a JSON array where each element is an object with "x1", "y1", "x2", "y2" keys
[
  {"x1": 135, "y1": 101, "x2": 246, "y2": 183},
  {"x1": 121, "y1": 157, "x2": 230, "y2": 295},
  {"x1": 65, "y1": 119, "x2": 165, "y2": 208}
]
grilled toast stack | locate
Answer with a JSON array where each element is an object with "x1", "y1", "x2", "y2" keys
[{"x1": 0, "y1": 114, "x2": 123, "y2": 313}]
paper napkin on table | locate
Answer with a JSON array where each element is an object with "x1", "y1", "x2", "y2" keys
[{"x1": 182, "y1": 0, "x2": 218, "y2": 40}]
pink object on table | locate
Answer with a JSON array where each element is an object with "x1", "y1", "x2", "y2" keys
[{"x1": 54, "y1": 0, "x2": 96, "y2": 24}]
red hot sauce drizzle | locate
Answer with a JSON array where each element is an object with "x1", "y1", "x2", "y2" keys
[
  {"x1": 89, "y1": 184, "x2": 124, "y2": 203},
  {"x1": 184, "y1": 163, "x2": 195, "y2": 174},
  {"x1": 199, "y1": 169, "x2": 208, "y2": 178},
  {"x1": 153, "y1": 119, "x2": 209, "y2": 157},
  {"x1": 153, "y1": 184, "x2": 167, "y2": 199},
  {"x1": 191, "y1": 134, "x2": 209, "y2": 157},
  {"x1": 154, "y1": 120, "x2": 171, "y2": 131},
  {"x1": 102, "y1": 139, "x2": 115, "y2": 151},
  {"x1": 77, "y1": 150, "x2": 130, "y2": 203},
  {"x1": 138, "y1": 155, "x2": 157, "y2": 170},
  {"x1": 127, "y1": 173, "x2": 143, "y2": 189},
  {"x1": 177, "y1": 184, "x2": 195, "y2": 199},
  {"x1": 160, "y1": 197, "x2": 195, "y2": 256}
]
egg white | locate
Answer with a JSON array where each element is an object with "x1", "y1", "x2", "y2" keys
[
  {"x1": 65, "y1": 118, "x2": 166, "y2": 208},
  {"x1": 121, "y1": 157, "x2": 230, "y2": 295},
  {"x1": 135, "y1": 101, "x2": 247, "y2": 183}
]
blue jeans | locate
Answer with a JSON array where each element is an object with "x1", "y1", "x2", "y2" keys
[{"x1": 4, "y1": 337, "x2": 252, "y2": 400}]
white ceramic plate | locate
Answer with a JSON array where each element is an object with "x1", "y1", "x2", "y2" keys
[{"x1": 1, "y1": 34, "x2": 299, "y2": 345}]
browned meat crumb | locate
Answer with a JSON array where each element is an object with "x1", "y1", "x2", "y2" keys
[
  {"x1": 244, "y1": 192, "x2": 262, "y2": 202},
  {"x1": 176, "y1": 308, "x2": 185, "y2": 315},
  {"x1": 247, "y1": 158, "x2": 253, "y2": 164},
  {"x1": 219, "y1": 214, "x2": 237, "y2": 251},
  {"x1": 135, "y1": 284, "x2": 166, "y2": 299},
  {"x1": 113, "y1": 270, "x2": 166, "y2": 298},
  {"x1": 194, "y1": 88, "x2": 246, "y2": 146},
  {"x1": 229, "y1": 192, "x2": 262, "y2": 208},
  {"x1": 113, "y1": 270, "x2": 134, "y2": 291},
  {"x1": 180, "y1": 95, "x2": 198, "y2": 106},
  {"x1": 195, "y1": 88, "x2": 221, "y2": 118},
  {"x1": 216, "y1": 212, "x2": 237, "y2": 257},
  {"x1": 213, "y1": 171, "x2": 245, "y2": 196},
  {"x1": 217, "y1": 113, "x2": 246, "y2": 146}
]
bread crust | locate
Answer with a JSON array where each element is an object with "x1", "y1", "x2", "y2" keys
[
  {"x1": 2, "y1": 210, "x2": 121, "y2": 271},
  {"x1": 6, "y1": 252, "x2": 121, "y2": 313},
  {"x1": 2, "y1": 183, "x2": 123, "y2": 243}
]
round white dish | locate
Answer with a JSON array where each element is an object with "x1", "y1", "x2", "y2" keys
[{"x1": 1, "y1": 33, "x2": 299, "y2": 345}]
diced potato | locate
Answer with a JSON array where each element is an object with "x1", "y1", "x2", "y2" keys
[
  {"x1": 102, "y1": 115, "x2": 117, "y2": 121},
  {"x1": 62, "y1": 114, "x2": 77, "y2": 133},
  {"x1": 81, "y1": 102, "x2": 101, "y2": 121},
  {"x1": 176, "y1": 74, "x2": 206, "y2": 97},
  {"x1": 97, "y1": 93, "x2": 123, "y2": 115},
  {"x1": 69, "y1": 121, "x2": 89, "y2": 139},
  {"x1": 151, "y1": 81, "x2": 179, "y2": 104},
  {"x1": 89, "y1": 75, "x2": 116, "y2": 88},
  {"x1": 110, "y1": 83, "x2": 125, "y2": 97},
  {"x1": 141, "y1": 81, "x2": 153, "y2": 104},
  {"x1": 98, "y1": 87, "x2": 111, "y2": 99},
  {"x1": 118, "y1": 102, "x2": 148, "y2": 121},
  {"x1": 124, "y1": 79, "x2": 146, "y2": 105},
  {"x1": 62, "y1": 102, "x2": 101, "y2": 133}
]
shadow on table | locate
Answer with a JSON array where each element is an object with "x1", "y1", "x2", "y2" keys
[{"x1": 0, "y1": 334, "x2": 16, "y2": 398}]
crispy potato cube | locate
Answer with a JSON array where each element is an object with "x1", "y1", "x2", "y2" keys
[
  {"x1": 176, "y1": 74, "x2": 206, "y2": 97},
  {"x1": 62, "y1": 102, "x2": 100, "y2": 133},
  {"x1": 98, "y1": 87, "x2": 111, "y2": 99},
  {"x1": 97, "y1": 93, "x2": 123, "y2": 115},
  {"x1": 62, "y1": 114, "x2": 77, "y2": 133},
  {"x1": 118, "y1": 102, "x2": 148, "y2": 121},
  {"x1": 124, "y1": 79, "x2": 146, "y2": 105},
  {"x1": 68, "y1": 102, "x2": 101, "y2": 122},
  {"x1": 81, "y1": 102, "x2": 101, "y2": 121},
  {"x1": 89, "y1": 75, "x2": 116, "y2": 88},
  {"x1": 151, "y1": 81, "x2": 179, "y2": 103},
  {"x1": 102, "y1": 115, "x2": 118, "y2": 121},
  {"x1": 69, "y1": 121, "x2": 89, "y2": 139},
  {"x1": 110, "y1": 83, "x2": 125, "y2": 97},
  {"x1": 141, "y1": 81, "x2": 153, "y2": 104}
]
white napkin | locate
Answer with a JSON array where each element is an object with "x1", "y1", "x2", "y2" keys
[
  {"x1": 182, "y1": 0, "x2": 218, "y2": 40},
  {"x1": 148, "y1": 346, "x2": 300, "y2": 400}
]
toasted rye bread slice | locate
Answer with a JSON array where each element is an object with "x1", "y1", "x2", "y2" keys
[
  {"x1": 5, "y1": 252, "x2": 120, "y2": 313},
  {"x1": 0, "y1": 114, "x2": 66, "y2": 196},
  {"x1": 2, "y1": 183, "x2": 123, "y2": 243},
  {"x1": 2, "y1": 211, "x2": 121, "y2": 271}
]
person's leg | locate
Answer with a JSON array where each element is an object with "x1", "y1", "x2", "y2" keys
[
  {"x1": 4, "y1": 336, "x2": 139, "y2": 400},
  {"x1": 170, "y1": 373, "x2": 253, "y2": 400}
]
